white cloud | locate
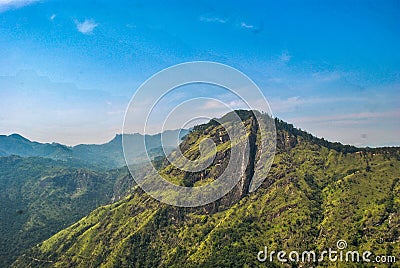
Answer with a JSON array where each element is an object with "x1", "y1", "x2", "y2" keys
[
  {"x1": 270, "y1": 96, "x2": 366, "y2": 113},
  {"x1": 199, "y1": 15, "x2": 226, "y2": 24},
  {"x1": 312, "y1": 71, "x2": 342, "y2": 82},
  {"x1": 201, "y1": 100, "x2": 226, "y2": 110},
  {"x1": 126, "y1": 23, "x2": 136, "y2": 28},
  {"x1": 74, "y1": 19, "x2": 98, "y2": 34},
  {"x1": 0, "y1": 0, "x2": 39, "y2": 12},
  {"x1": 240, "y1": 22, "x2": 254, "y2": 29},
  {"x1": 49, "y1": 13, "x2": 56, "y2": 20},
  {"x1": 289, "y1": 109, "x2": 400, "y2": 124},
  {"x1": 285, "y1": 109, "x2": 400, "y2": 147}
]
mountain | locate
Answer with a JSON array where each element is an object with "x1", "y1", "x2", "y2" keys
[
  {"x1": 13, "y1": 110, "x2": 400, "y2": 267},
  {"x1": 0, "y1": 129, "x2": 188, "y2": 266},
  {"x1": 0, "y1": 156, "x2": 141, "y2": 267},
  {"x1": 74, "y1": 129, "x2": 189, "y2": 169},
  {"x1": 0, "y1": 129, "x2": 189, "y2": 169},
  {"x1": 0, "y1": 134, "x2": 72, "y2": 160}
]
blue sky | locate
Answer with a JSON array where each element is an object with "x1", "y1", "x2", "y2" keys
[{"x1": 0, "y1": 0, "x2": 399, "y2": 146}]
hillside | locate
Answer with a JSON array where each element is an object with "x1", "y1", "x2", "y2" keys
[
  {"x1": 0, "y1": 156, "x2": 138, "y2": 267},
  {"x1": 13, "y1": 110, "x2": 400, "y2": 267}
]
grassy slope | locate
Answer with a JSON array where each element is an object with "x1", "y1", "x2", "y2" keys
[
  {"x1": 14, "y1": 140, "x2": 400, "y2": 267},
  {"x1": 0, "y1": 156, "x2": 136, "y2": 267}
]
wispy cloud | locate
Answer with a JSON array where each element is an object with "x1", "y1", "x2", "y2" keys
[
  {"x1": 126, "y1": 23, "x2": 136, "y2": 28},
  {"x1": 0, "y1": 0, "x2": 39, "y2": 12},
  {"x1": 279, "y1": 50, "x2": 291, "y2": 63},
  {"x1": 199, "y1": 15, "x2": 227, "y2": 24},
  {"x1": 240, "y1": 22, "x2": 254, "y2": 29},
  {"x1": 74, "y1": 18, "x2": 98, "y2": 34},
  {"x1": 285, "y1": 109, "x2": 400, "y2": 146},
  {"x1": 200, "y1": 14, "x2": 263, "y2": 34},
  {"x1": 49, "y1": 13, "x2": 56, "y2": 20},
  {"x1": 200, "y1": 99, "x2": 244, "y2": 110},
  {"x1": 238, "y1": 21, "x2": 263, "y2": 34},
  {"x1": 270, "y1": 96, "x2": 365, "y2": 113},
  {"x1": 289, "y1": 109, "x2": 400, "y2": 124},
  {"x1": 312, "y1": 71, "x2": 342, "y2": 82}
]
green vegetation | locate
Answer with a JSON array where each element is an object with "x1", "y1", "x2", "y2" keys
[
  {"x1": 0, "y1": 156, "x2": 137, "y2": 267},
  {"x1": 12, "y1": 110, "x2": 399, "y2": 267}
]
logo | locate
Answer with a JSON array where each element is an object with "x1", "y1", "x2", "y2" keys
[{"x1": 257, "y1": 239, "x2": 397, "y2": 264}]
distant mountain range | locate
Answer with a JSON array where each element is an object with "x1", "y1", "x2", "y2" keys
[
  {"x1": 10, "y1": 110, "x2": 399, "y2": 267},
  {"x1": 0, "y1": 129, "x2": 189, "y2": 169},
  {"x1": 0, "y1": 129, "x2": 189, "y2": 266}
]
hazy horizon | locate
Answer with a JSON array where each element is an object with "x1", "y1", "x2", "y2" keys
[{"x1": 0, "y1": 128, "x2": 191, "y2": 147}]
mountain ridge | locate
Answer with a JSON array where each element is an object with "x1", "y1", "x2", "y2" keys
[
  {"x1": 13, "y1": 110, "x2": 400, "y2": 267},
  {"x1": 0, "y1": 129, "x2": 189, "y2": 169}
]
